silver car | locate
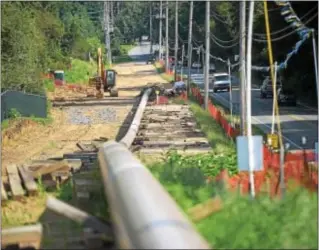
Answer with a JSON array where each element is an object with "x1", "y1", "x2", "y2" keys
[{"x1": 211, "y1": 73, "x2": 231, "y2": 92}]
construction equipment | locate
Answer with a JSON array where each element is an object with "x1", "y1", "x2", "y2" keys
[{"x1": 88, "y1": 48, "x2": 118, "y2": 98}]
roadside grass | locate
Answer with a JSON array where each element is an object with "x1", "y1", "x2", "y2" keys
[
  {"x1": 147, "y1": 149, "x2": 317, "y2": 249},
  {"x1": 113, "y1": 44, "x2": 136, "y2": 64},
  {"x1": 113, "y1": 55, "x2": 133, "y2": 64},
  {"x1": 1, "y1": 100, "x2": 53, "y2": 132},
  {"x1": 154, "y1": 62, "x2": 174, "y2": 82},
  {"x1": 65, "y1": 59, "x2": 97, "y2": 84},
  {"x1": 119, "y1": 44, "x2": 135, "y2": 55},
  {"x1": 189, "y1": 102, "x2": 236, "y2": 154},
  {"x1": 43, "y1": 78, "x2": 55, "y2": 92},
  {"x1": 210, "y1": 97, "x2": 266, "y2": 138}
]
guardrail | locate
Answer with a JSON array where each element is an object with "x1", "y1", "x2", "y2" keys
[{"x1": 98, "y1": 87, "x2": 211, "y2": 249}]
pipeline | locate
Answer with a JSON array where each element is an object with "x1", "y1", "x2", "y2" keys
[
  {"x1": 120, "y1": 88, "x2": 152, "y2": 148},
  {"x1": 98, "y1": 87, "x2": 211, "y2": 249}
]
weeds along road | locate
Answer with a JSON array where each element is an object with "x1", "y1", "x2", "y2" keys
[{"x1": 1, "y1": 61, "x2": 164, "y2": 175}]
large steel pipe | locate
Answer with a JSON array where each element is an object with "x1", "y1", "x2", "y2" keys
[
  {"x1": 120, "y1": 88, "x2": 152, "y2": 148},
  {"x1": 98, "y1": 141, "x2": 211, "y2": 249}
]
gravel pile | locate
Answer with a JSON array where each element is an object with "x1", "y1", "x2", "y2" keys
[{"x1": 66, "y1": 107, "x2": 117, "y2": 125}]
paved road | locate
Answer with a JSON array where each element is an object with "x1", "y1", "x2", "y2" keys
[
  {"x1": 128, "y1": 42, "x2": 165, "y2": 61},
  {"x1": 189, "y1": 73, "x2": 317, "y2": 150}
]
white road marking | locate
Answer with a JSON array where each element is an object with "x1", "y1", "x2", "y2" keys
[{"x1": 211, "y1": 91, "x2": 304, "y2": 150}]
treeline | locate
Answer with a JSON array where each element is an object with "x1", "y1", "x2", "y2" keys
[
  {"x1": 1, "y1": 1, "x2": 149, "y2": 94},
  {"x1": 1, "y1": 2, "x2": 101, "y2": 93},
  {"x1": 1, "y1": 1, "x2": 318, "y2": 101}
]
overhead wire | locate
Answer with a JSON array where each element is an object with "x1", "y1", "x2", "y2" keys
[
  {"x1": 193, "y1": 21, "x2": 239, "y2": 48},
  {"x1": 254, "y1": 5, "x2": 318, "y2": 38},
  {"x1": 253, "y1": 11, "x2": 318, "y2": 42}
]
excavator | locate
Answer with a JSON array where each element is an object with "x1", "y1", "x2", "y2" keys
[{"x1": 88, "y1": 48, "x2": 118, "y2": 98}]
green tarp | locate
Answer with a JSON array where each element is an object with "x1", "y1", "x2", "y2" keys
[{"x1": 1, "y1": 91, "x2": 47, "y2": 122}]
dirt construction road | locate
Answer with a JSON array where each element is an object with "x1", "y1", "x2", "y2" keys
[{"x1": 1, "y1": 62, "x2": 165, "y2": 175}]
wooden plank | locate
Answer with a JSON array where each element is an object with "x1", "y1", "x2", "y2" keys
[
  {"x1": 6, "y1": 165, "x2": 25, "y2": 199},
  {"x1": 18, "y1": 166, "x2": 38, "y2": 196},
  {"x1": 188, "y1": 196, "x2": 223, "y2": 222},
  {"x1": 51, "y1": 169, "x2": 70, "y2": 178},
  {"x1": 1, "y1": 181, "x2": 8, "y2": 202},
  {"x1": 138, "y1": 130, "x2": 203, "y2": 136},
  {"x1": 65, "y1": 159, "x2": 82, "y2": 172},
  {"x1": 137, "y1": 139, "x2": 210, "y2": 146},
  {"x1": 1, "y1": 224, "x2": 43, "y2": 249},
  {"x1": 63, "y1": 153, "x2": 97, "y2": 159},
  {"x1": 46, "y1": 196, "x2": 113, "y2": 240},
  {"x1": 137, "y1": 147, "x2": 212, "y2": 155},
  {"x1": 135, "y1": 136, "x2": 207, "y2": 142},
  {"x1": 26, "y1": 160, "x2": 70, "y2": 178},
  {"x1": 140, "y1": 141, "x2": 211, "y2": 149}
]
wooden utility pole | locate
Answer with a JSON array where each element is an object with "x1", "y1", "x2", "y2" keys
[
  {"x1": 165, "y1": 1, "x2": 169, "y2": 72},
  {"x1": 104, "y1": 1, "x2": 112, "y2": 66},
  {"x1": 181, "y1": 44, "x2": 185, "y2": 81},
  {"x1": 187, "y1": 1, "x2": 194, "y2": 96},
  {"x1": 174, "y1": 1, "x2": 179, "y2": 82},
  {"x1": 239, "y1": 1, "x2": 247, "y2": 135},
  {"x1": 150, "y1": 2, "x2": 153, "y2": 55},
  {"x1": 159, "y1": 1, "x2": 163, "y2": 60},
  {"x1": 204, "y1": 0, "x2": 210, "y2": 110}
]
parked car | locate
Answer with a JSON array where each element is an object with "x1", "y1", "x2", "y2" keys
[
  {"x1": 277, "y1": 87, "x2": 297, "y2": 106},
  {"x1": 260, "y1": 76, "x2": 282, "y2": 98},
  {"x1": 211, "y1": 73, "x2": 231, "y2": 92}
]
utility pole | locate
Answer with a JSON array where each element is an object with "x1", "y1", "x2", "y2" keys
[
  {"x1": 204, "y1": 0, "x2": 210, "y2": 110},
  {"x1": 110, "y1": 1, "x2": 114, "y2": 28},
  {"x1": 159, "y1": 1, "x2": 163, "y2": 60},
  {"x1": 104, "y1": 1, "x2": 112, "y2": 66},
  {"x1": 311, "y1": 29, "x2": 319, "y2": 170},
  {"x1": 239, "y1": 1, "x2": 247, "y2": 135},
  {"x1": 174, "y1": 1, "x2": 179, "y2": 82},
  {"x1": 246, "y1": 0, "x2": 256, "y2": 199},
  {"x1": 181, "y1": 44, "x2": 185, "y2": 81},
  {"x1": 187, "y1": 1, "x2": 194, "y2": 96},
  {"x1": 228, "y1": 59, "x2": 233, "y2": 125},
  {"x1": 165, "y1": 1, "x2": 169, "y2": 73},
  {"x1": 150, "y1": 2, "x2": 153, "y2": 55}
]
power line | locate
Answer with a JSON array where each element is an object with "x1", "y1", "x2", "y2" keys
[
  {"x1": 194, "y1": 22, "x2": 239, "y2": 48},
  {"x1": 254, "y1": 5, "x2": 318, "y2": 37},
  {"x1": 253, "y1": 12, "x2": 318, "y2": 43},
  {"x1": 210, "y1": 9, "x2": 229, "y2": 25}
]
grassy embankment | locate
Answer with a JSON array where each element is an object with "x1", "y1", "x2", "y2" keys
[
  {"x1": 154, "y1": 61, "x2": 174, "y2": 82},
  {"x1": 112, "y1": 44, "x2": 136, "y2": 64},
  {"x1": 145, "y1": 63, "x2": 318, "y2": 249}
]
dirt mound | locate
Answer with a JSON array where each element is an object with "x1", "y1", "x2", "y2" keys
[{"x1": 2, "y1": 119, "x2": 38, "y2": 145}]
